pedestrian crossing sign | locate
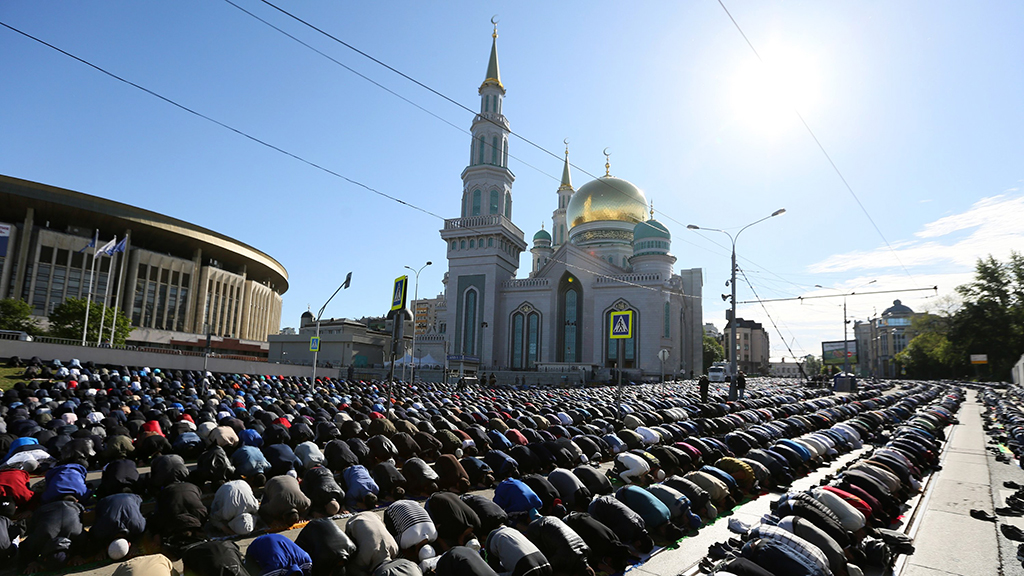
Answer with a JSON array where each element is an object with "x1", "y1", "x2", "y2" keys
[
  {"x1": 609, "y1": 310, "x2": 633, "y2": 339},
  {"x1": 310, "y1": 337, "x2": 320, "y2": 352},
  {"x1": 391, "y1": 275, "x2": 409, "y2": 311}
]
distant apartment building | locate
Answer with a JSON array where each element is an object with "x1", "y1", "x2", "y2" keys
[
  {"x1": 411, "y1": 293, "x2": 446, "y2": 336},
  {"x1": 724, "y1": 313, "x2": 770, "y2": 375}
]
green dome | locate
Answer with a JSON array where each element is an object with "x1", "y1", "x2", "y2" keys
[
  {"x1": 633, "y1": 218, "x2": 671, "y2": 241},
  {"x1": 533, "y1": 228, "x2": 552, "y2": 243}
]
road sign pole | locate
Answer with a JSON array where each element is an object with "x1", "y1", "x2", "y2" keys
[
  {"x1": 312, "y1": 320, "x2": 321, "y2": 384},
  {"x1": 616, "y1": 339, "x2": 625, "y2": 418}
]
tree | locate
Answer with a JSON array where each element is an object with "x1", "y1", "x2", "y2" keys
[
  {"x1": 0, "y1": 298, "x2": 39, "y2": 334},
  {"x1": 947, "y1": 252, "x2": 1024, "y2": 381},
  {"x1": 802, "y1": 354, "x2": 823, "y2": 377},
  {"x1": 48, "y1": 298, "x2": 134, "y2": 346},
  {"x1": 702, "y1": 335, "x2": 725, "y2": 373}
]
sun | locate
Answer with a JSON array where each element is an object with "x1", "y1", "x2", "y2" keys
[{"x1": 729, "y1": 44, "x2": 821, "y2": 137}]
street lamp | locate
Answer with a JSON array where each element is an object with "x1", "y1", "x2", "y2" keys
[
  {"x1": 404, "y1": 261, "x2": 431, "y2": 383},
  {"x1": 688, "y1": 208, "x2": 785, "y2": 401},
  {"x1": 815, "y1": 279, "x2": 876, "y2": 376},
  {"x1": 312, "y1": 273, "x2": 353, "y2": 387}
]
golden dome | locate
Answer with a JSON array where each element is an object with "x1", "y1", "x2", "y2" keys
[{"x1": 566, "y1": 176, "x2": 648, "y2": 229}]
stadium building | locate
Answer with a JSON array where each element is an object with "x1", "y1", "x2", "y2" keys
[{"x1": 0, "y1": 174, "x2": 287, "y2": 356}]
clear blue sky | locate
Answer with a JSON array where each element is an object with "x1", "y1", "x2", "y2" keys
[{"x1": 3, "y1": 1, "x2": 1023, "y2": 359}]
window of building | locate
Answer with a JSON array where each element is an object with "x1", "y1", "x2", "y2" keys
[
  {"x1": 489, "y1": 190, "x2": 500, "y2": 214},
  {"x1": 664, "y1": 302, "x2": 671, "y2": 338},
  {"x1": 527, "y1": 312, "x2": 539, "y2": 368},
  {"x1": 472, "y1": 190, "x2": 481, "y2": 216},
  {"x1": 460, "y1": 240, "x2": 466, "y2": 249},
  {"x1": 505, "y1": 192, "x2": 512, "y2": 219},
  {"x1": 71, "y1": 251, "x2": 83, "y2": 269},
  {"x1": 469, "y1": 239, "x2": 475, "y2": 249},
  {"x1": 488, "y1": 238, "x2": 494, "y2": 247},
  {"x1": 511, "y1": 313, "x2": 524, "y2": 369},
  {"x1": 463, "y1": 289, "x2": 477, "y2": 355},
  {"x1": 491, "y1": 136, "x2": 499, "y2": 165},
  {"x1": 451, "y1": 241, "x2": 457, "y2": 250},
  {"x1": 55, "y1": 249, "x2": 68, "y2": 267},
  {"x1": 564, "y1": 289, "x2": 578, "y2": 362},
  {"x1": 477, "y1": 136, "x2": 486, "y2": 165}
]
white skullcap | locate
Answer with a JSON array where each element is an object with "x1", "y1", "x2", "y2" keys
[{"x1": 108, "y1": 538, "x2": 130, "y2": 560}]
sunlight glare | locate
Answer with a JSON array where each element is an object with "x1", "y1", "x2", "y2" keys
[{"x1": 730, "y1": 45, "x2": 820, "y2": 137}]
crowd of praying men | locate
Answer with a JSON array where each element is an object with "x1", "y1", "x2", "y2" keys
[{"x1": 0, "y1": 356, "x2": 961, "y2": 576}]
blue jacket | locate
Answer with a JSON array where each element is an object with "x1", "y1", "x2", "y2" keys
[
  {"x1": 342, "y1": 465, "x2": 378, "y2": 508},
  {"x1": 246, "y1": 533, "x2": 312, "y2": 576},
  {"x1": 493, "y1": 478, "x2": 542, "y2": 513},
  {"x1": 41, "y1": 463, "x2": 88, "y2": 503}
]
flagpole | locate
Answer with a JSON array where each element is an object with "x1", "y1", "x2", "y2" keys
[
  {"x1": 81, "y1": 230, "x2": 99, "y2": 346},
  {"x1": 109, "y1": 239, "x2": 126, "y2": 346},
  {"x1": 96, "y1": 237, "x2": 115, "y2": 346}
]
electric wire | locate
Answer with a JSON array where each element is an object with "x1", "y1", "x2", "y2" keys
[
  {"x1": 0, "y1": 21, "x2": 446, "y2": 221},
  {"x1": 248, "y1": 0, "x2": 726, "y2": 257},
  {"x1": 222, "y1": 0, "x2": 560, "y2": 187},
  {"x1": 736, "y1": 265, "x2": 809, "y2": 377},
  {"x1": 717, "y1": 0, "x2": 917, "y2": 282},
  {"x1": 0, "y1": 19, "x2": 700, "y2": 303}
]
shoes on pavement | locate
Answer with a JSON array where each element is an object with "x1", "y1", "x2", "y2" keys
[
  {"x1": 970, "y1": 509, "x2": 997, "y2": 522},
  {"x1": 1002, "y1": 524, "x2": 1024, "y2": 542},
  {"x1": 1006, "y1": 481, "x2": 1023, "y2": 490},
  {"x1": 996, "y1": 507, "x2": 1024, "y2": 517},
  {"x1": 1017, "y1": 543, "x2": 1024, "y2": 563}
]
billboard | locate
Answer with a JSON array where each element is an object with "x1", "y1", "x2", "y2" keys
[{"x1": 822, "y1": 340, "x2": 857, "y2": 365}]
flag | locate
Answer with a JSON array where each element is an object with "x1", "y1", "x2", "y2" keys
[
  {"x1": 107, "y1": 237, "x2": 127, "y2": 254},
  {"x1": 96, "y1": 237, "x2": 116, "y2": 255},
  {"x1": 77, "y1": 237, "x2": 95, "y2": 253}
]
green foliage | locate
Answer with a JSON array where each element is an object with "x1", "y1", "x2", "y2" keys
[
  {"x1": 948, "y1": 252, "x2": 1024, "y2": 381},
  {"x1": 898, "y1": 252, "x2": 1024, "y2": 381},
  {"x1": 0, "y1": 299, "x2": 39, "y2": 334},
  {"x1": 48, "y1": 298, "x2": 134, "y2": 346},
  {"x1": 802, "y1": 354, "x2": 823, "y2": 376},
  {"x1": 702, "y1": 334, "x2": 725, "y2": 372}
]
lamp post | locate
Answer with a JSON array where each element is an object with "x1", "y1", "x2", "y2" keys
[
  {"x1": 815, "y1": 279, "x2": 875, "y2": 377},
  {"x1": 688, "y1": 208, "x2": 785, "y2": 401},
  {"x1": 404, "y1": 261, "x2": 431, "y2": 384},
  {"x1": 312, "y1": 273, "x2": 353, "y2": 387}
]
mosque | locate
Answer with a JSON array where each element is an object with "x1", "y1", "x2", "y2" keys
[{"x1": 438, "y1": 27, "x2": 704, "y2": 379}]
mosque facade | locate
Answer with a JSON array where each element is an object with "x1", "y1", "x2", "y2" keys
[{"x1": 438, "y1": 29, "x2": 703, "y2": 378}]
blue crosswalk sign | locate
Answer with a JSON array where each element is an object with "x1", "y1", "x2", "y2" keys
[
  {"x1": 391, "y1": 275, "x2": 409, "y2": 311},
  {"x1": 609, "y1": 310, "x2": 633, "y2": 339},
  {"x1": 309, "y1": 337, "x2": 320, "y2": 352}
]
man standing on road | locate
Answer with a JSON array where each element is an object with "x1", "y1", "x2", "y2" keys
[
  {"x1": 736, "y1": 371, "x2": 746, "y2": 399},
  {"x1": 698, "y1": 375, "x2": 709, "y2": 404}
]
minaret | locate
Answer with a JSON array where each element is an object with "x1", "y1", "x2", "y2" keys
[
  {"x1": 530, "y1": 223, "x2": 554, "y2": 277},
  {"x1": 551, "y1": 142, "x2": 574, "y2": 248},
  {"x1": 440, "y1": 22, "x2": 527, "y2": 368},
  {"x1": 457, "y1": 22, "x2": 514, "y2": 219}
]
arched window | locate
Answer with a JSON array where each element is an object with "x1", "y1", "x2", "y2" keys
[
  {"x1": 491, "y1": 136, "x2": 499, "y2": 165},
  {"x1": 460, "y1": 240, "x2": 466, "y2": 249},
  {"x1": 503, "y1": 138, "x2": 509, "y2": 166},
  {"x1": 664, "y1": 302, "x2": 671, "y2": 338},
  {"x1": 463, "y1": 289, "x2": 477, "y2": 355},
  {"x1": 504, "y1": 192, "x2": 512, "y2": 219},
  {"x1": 477, "y1": 136, "x2": 486, "y2": 165},
  {"x1": 558, "y1": 274, "x2": 581, "y2": 363},
  {"x1": 488, "y1": 237, "x2": 494, "y2": 247},
  {"x1": 511, "y1": 313, "x2": 524, "y2": 369},
  {"x1": 472, "y1": 190, "x2": 481, "y2": 216},
  {"x1": 469, "y1": 239, "x2": 475, "y2": 248},
  {"x1": 451, "y1": 241, "x2": 457, "y2": 250},
  {"x1": 489, "y1": 190, "x2": 500, "y2": 214},
  {"x1": 527, "y1": 312, "x2": 540, "y2": 368}
]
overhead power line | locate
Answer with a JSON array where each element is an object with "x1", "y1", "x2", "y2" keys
[
  {"x1": 736, "y1": 285, "x2": 938, "y2": 305},
  {"x1": 716, "y1": 0, "x2": 918, "y2": 282}
]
